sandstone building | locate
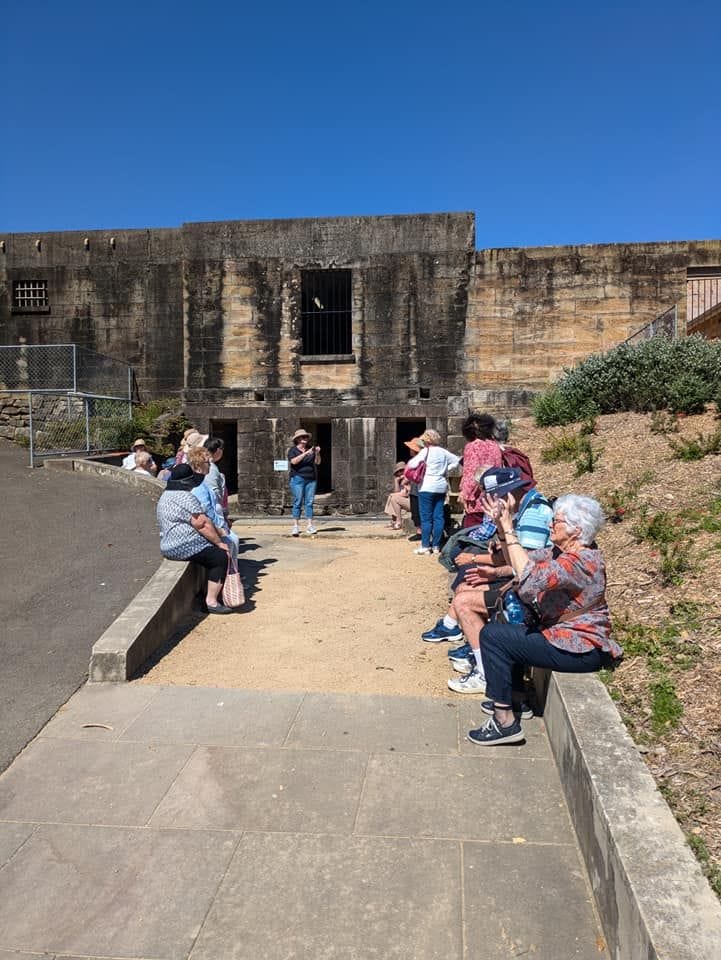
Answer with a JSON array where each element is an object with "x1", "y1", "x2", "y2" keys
[{"x1": 1, "y1": 213, "x2": 719, "y2": 513}]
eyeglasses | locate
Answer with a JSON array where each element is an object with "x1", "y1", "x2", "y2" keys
[{"x1": 550, "y1": 516, "x2": 566, "y2": 527}]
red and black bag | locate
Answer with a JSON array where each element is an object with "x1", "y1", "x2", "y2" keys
[{"x1": 500, "y1": 445, "x2": 535, "y2": 488}]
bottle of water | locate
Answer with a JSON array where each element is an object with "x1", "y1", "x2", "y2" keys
[{"x1": 503, "y1": 590, "x2": 526, "y2": 624}]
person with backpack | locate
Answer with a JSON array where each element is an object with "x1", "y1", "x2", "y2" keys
[
  {"x1": 420, "y1": 468, "x2": 552, "y2": 690},
  {"x1": 458, "y1": 414, "x2": 503, "y2": 527}
]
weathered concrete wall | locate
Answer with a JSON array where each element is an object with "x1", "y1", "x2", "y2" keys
[
  {"x1": 3, "y1": 215, "x2": 720, "y2": 511},
  {"x1": 190, "y1": 401, "x2": 450, "y2": 514},
  {"x1": 181, "y1": 214, "x2": 473, "y2": 401},
  {"x1": 465, "y1": 239, "x2": 721, "y2": 392},
  {"x1": 0, "y1": 228, "x2": 184, "y2": 397}
]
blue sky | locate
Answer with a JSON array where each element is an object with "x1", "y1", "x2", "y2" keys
[{"x1": 2, "y1": 0, "x2": 719, "y2": 247}]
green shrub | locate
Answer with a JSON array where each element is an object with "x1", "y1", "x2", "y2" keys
[
  {"x1": 632, "y1": 509, "x2": 678, "y2": 545},
  {"x1": 666, "y1": 374, "x2": 713, "y2": 415},
  {"x1": 659, "y1": 541, "x2": 693, "y2": 585},
  {"x1": 649, "y1": 410, "x2": 679, "y2": 435},
  {"x1": 669, "y1": 428, "x2": 721, "y2": 461},
  {"x1": 532, "y1": 334, "x2": 721, "y2": 426},
  {"x1": 574, "y1": 436, "x2": 596, "y2": 475},
  {"x1": 541, "y1": 431, "x2": 584, "y2": 463}
]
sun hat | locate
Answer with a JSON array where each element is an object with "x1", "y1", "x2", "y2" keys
[
  {"x1": 131, "y1": 438, "x2": 147, "y2": 449},
  {"x1": 478, "y1": 467, "x2": 527, "y2": 498},
  {"x1": 183, "y1": 431, "x2": 208, "y2": 449},
  {"x1": 393, "y1": 461, "x2": 406, "y2": 473},
  {"x1": 165, "y1": 463, "x2": 204, "y2": 491},
  {"x1": 404, "y1": 437, "x2": 423, "y2": 454},
  {"x1": 292, "y1": 428, "x2": 311, "y2": 441}
]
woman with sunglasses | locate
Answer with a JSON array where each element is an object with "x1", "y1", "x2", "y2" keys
[{"x1": 468, "y1": 493, "x2": 623, "y2": 746}]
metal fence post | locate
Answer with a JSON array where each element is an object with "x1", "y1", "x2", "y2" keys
[
  {"x1": 72, "y1": 344, "x2": 77, "y2": 393},
  {"x1": 28, "y1": 392, "x2": 34, "y2": 468},
  {"x1": 85, "y1": 397, "x2": 90, "y2": 454},
  {"x1": 128, "y1": 366, "x2": 133, "y2": 420}
]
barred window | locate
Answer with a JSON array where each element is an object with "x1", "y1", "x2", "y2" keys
[
  {"x1": 13, "y1": 281, "x2": 48, "y2": 308},
  {"x1": 300, "y1": 269, "x2": 352, "y2": 355}
]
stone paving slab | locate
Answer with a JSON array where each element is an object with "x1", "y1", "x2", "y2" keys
[
  {"x1": 355, "y1": 752, "x2": 572, "y2": 843},
  {"x1": 189, "y1": 833, "x2": 463, "y2": 960},
  {"x1": 463, "y1": 841, "x2": 602, "y2": 959},
  {"x1": 39, "y1": 681, "x2": 162, "y2": 741},
  {"x1": 0, "y1": 738, "x2": 193, "y2": 826},
  {"x1": 0, "y1": 821, "x2": 35, "y2": 867},
  {"x1": 119, "y1": 685, "x2": 305, "y2": 746},
  {"x1": 0, "y1": 823, "x2": 238, "y2": 959},
  {"x1": 149, "y1": 746, "x2": 367, "y2": 833},
  {"x1": 0, "y1": 683, "x2": 607, "y2": 959},
  {"x1": 285, "y1": 691, "x2": 461, "y2": 753}
]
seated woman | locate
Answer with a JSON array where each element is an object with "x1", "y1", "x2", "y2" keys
[
  {"x1": 187, "y1": 446, "x2": 240, "y2": 564},
  {"x1": 156, "y1": 464, "x2": 233, "y2": 614},
  {"x1": 384, "y1": 461, "x2": 411, "y2": 530},
  {"x1": 467, "y1": 493, "x2": 623, "y2": 745}
]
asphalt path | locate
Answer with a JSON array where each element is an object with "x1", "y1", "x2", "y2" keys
[{"x1": 0, "y1": 442, "x2": 161, "y2": 772}]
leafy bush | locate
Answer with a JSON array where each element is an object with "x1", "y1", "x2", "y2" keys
[
  {"x1": 541, "y1": 432, "x2": 584, "y2": 463},
  {"x1": 669, "y1": 428, "x2": 721, "y2": 461},
  {"x1": 666, "y1": 374, "x2": 713, "y2": 415},
  {"x1": 533, "y1": 334, "x2": 721, "y2": 426}
]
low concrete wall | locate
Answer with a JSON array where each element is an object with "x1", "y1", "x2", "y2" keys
[
  {"x1": 544, "y1": 672, "x2": 721, "y2": 959},
  {"x1": 43, "y1": 456, "x2": 204, "y2": 681},
  {"x1": 89, "y1": 559, "x2": 205, "y2": 681}
]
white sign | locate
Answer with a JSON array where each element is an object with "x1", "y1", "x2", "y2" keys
[{"x1": 273, "y1": 459, "x2": 289, "y2": 472}]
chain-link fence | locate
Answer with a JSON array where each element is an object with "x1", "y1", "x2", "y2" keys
[{"x1": 0, "y1": 344, "x2": 135, "y2": 466}]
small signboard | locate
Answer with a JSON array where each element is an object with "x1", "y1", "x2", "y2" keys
[{"x1": 273, "y1": 459, "x2": 289, "y2": 472}]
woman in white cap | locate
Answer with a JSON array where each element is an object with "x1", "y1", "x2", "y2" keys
[{"x1": 287, "y1": 428, "x2": 321, "y2": 536}]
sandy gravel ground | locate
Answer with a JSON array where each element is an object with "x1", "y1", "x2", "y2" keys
[{"x1": 138, "y1": 527, "x2": 461, "y2": 697}]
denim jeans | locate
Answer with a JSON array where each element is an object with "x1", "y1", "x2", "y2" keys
[
  {"x1": 479, "y1": 620, "x2": 606, "y2": 705},
  {"x1": 290, "y1": 475, "x2": 317, "y2": 520},
  {"x1": 418, "y1": 491, "x2": 445, "y2": 548}
]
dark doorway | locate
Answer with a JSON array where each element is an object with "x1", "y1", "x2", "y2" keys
[
  {"x1": 209, "y1": 419, "x2": 238, "y2": 494},
  {"x1": 396, "y1": 419, "x2": 426, "y2": 464},
  {"x1": 300, "y1": 420, "x2": 332, "y2": 493}
]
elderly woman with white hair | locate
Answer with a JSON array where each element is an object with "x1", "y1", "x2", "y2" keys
[
  {"x1": 404, "y1": 428, "x2": 460, "y2": 554},
  {"x1": 468, "y1": 493, "x2": 623, "y2": 746}
]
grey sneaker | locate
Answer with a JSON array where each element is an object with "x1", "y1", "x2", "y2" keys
[
  {"x1": 447, "y1": 668, "x2": 486, "y2": 694},
  {"x1": 480, "y1": 700, "x2": 534, "y2": 720},
  {"x1": 292, "y1": 524, "x2": 300, "y2": 537},
  {"x1": 306, "y1": 525, "x2": 318, "y2": 535},
  {"x1": 467, "y1": 715, "x2": 524, "y2": 746}
]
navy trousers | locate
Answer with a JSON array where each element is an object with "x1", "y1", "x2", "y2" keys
[{"x1": 479, "y1": 620, "x2": 606, "y2": 705}]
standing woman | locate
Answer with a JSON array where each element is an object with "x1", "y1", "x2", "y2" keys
[
  {"x1": 458, "y1": 414, "x2": 503, "y2": 527},
  {"x1": 405, "y1": 429, "x2": 460, "y2": 555},
  {"x1": 287, "y1": 428, "x2": 321, "y2": 537}
]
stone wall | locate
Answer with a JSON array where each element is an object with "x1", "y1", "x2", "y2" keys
[
  {"x1": 2, "y1": 214, "x2": 720, "y2": 512},
  {"x1": 465, "y1": 239, "x2": 721, "y2": 392},
  {"x1": 181, "y1": 214, "x2": 473, "y2": 401},
  {"x1": 0, "y1": 228, "x2": 184, "y2": 397}
]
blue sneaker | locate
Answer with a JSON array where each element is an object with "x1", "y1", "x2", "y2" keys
[
  {"x1": 448, "y1": 642, "x2": 472, "y2": 661},
  {"x1": 421, "y1": 620, "x2": 463, "y2": 643}
]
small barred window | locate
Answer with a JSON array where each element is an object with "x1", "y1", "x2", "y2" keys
[{"x1": 13, "y1": 281, "x2": 48, "y2": 309}]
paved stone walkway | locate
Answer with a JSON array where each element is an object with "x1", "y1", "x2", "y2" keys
[{"x1": 0, "y1": 681, "x2": 606, "y2": 959}]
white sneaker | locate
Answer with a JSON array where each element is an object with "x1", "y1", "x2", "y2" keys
[
  {"x1": 431, "y1": 547, "x2": 441, "y2": 555},
  {"x1": 451, "y1": 656, "x2": 474, "y2": 674},
  {"x1": 447, "y1": 668, "x2": 487, "y2": 694},
  {"x1": 292, "y1": 524, "x2": 300, "y2": 537},
  {"x1": 413, "y1": 546, "x2": 431, "y2": 555},
  {"x1": 306, "y1": 525, "x2": 318, "y2": 535}
]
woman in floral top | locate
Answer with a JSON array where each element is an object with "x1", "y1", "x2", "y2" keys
[
  {"x1": 458, "y1": 414, "x2": 503, "y2": 527},
  {"x1": 467, "y1": 493, "x2": 623, "y2": 746}
]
